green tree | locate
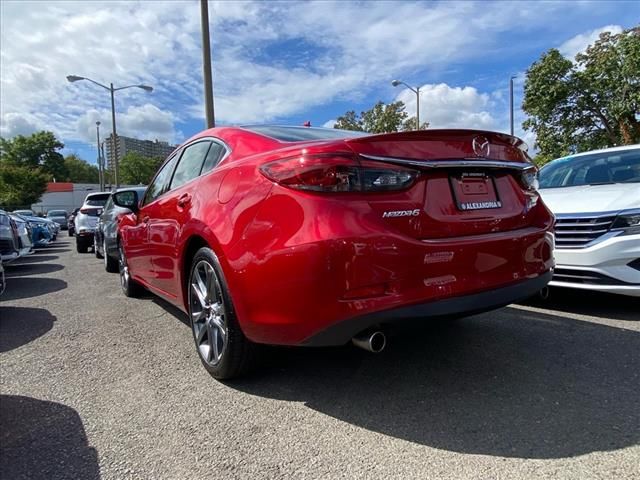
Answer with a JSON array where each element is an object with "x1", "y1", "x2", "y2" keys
[
  {"x1": 523, "y1": 27, "x2": 640, "y2": 164},
  {"x1": 64, "y1": 154, "x2": 99, "y2": 183},
  {"x1": 0, "y1": 164, "x2": 48, "y2": 210},
  {"x1": 0, "y1": 131, "x2": 67, "y2": 180},
  {"x1": 119, "y1": 152, "x2": 162, "y2": 185},
  {"x1": 333, "y1": 101, "x2": 428, "y2": 133}
]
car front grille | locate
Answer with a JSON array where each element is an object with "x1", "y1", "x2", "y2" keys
[
  {"x1": 552, "y1": 268, "x2": 637, "y2": 286},
  {"x1": 554, "y1": 214, "x2": 616, "y2": 249}
]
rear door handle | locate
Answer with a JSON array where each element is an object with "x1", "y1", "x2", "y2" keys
[
  {"x1": 177, "y1": 193, "x2": 192, "y2": 207},
  {"x1": 141, "y1": 216, "x2": 150, "y2": 224}
]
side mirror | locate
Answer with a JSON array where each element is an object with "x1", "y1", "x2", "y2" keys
[{"x1": 112, "y1": 190, "x2": 139, "y2": 213}]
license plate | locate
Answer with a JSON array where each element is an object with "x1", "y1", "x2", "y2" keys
[{"x1": 450, "y1": 173, "x2": 501, "y2": 211}]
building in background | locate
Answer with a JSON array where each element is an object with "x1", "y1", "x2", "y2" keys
[
  {"x1": 30, "y1": 182, "x2": 142, "y2": 214},
  {"x1": 105, "y1": 134, "x2": 176, "y2": 171}
]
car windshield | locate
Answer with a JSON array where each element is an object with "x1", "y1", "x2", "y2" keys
[
  {"x1": 47, "y1": 210, "x2": 66, "y2": 217},
  {"x1": 539, "y1": 149, "x2": 640, "y2": 188},
  {"x1": 85, "y1": 194, "x2": 110, "y2": 206},
  {"x1": 241, "y1": 125, "x2": 370, "y2": 142}
]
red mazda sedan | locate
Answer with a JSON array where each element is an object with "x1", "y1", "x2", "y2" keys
[{"x1": 113, "y1": 126, "x2": 554, "y2": 379}]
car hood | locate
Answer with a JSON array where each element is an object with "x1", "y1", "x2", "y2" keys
[{"x1": 539, "y1": 183, "x2": 640, "y2": 214}]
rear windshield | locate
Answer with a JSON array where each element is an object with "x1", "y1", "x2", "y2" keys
[
  {"x1": 85, "y1": 194, "x2": 110, "y2": 206},
  {"x1": 47, "y1": 210, "x2": 67, "y2": 216},
  {"x1": 539, "y1": 149, "x2": 640, "y2": 188},
  {"x1": 241, "y1": 125, "x2": 370, "y2": 142}
]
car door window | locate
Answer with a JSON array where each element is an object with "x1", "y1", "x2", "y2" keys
[
  {"x1": 143, "y1": 154, "x2": 180, "y2": 206},
  {"x1": 170, "y1": 141, "x2": 212, "y2": 190},
  {"x1": 200, "y1": 142, "x2": 226, "y2": 174}
]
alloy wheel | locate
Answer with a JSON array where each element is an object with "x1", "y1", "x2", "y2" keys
[
  {"x1": 118, "y1": 244, "x2": 129, "y2": 288},
  {"x1": 189, "y1": 260, "x2": 228, "y2": 366},
  {"x1": 103, "y1": 239, "x2": 108, "y2": 267}
]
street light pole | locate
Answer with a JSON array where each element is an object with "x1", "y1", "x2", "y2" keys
[
  {"x1": 96, "y1": 121, "x2": 103, "y2": 191},
  {"x1": 66, "y1": 75, "x2": 153, "y2": 189},
  {"x1": 509, "y1": 75, "x2": 516, "y2": 136},
  {"x1": 109, "y1": 83, "x2": 119, "y2": 188},
  {"x1": 200, "y1": 0, "x2": 215, "y2": 128},
  {"x1": 392, "y1": 80, "x2": 421, "y2": 130}
]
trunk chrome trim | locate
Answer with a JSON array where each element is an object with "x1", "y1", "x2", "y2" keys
[{"x1": 359, "y1": 154, "x2": 533, "y2": 171}]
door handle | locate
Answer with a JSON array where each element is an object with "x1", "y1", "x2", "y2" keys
[
  {"x1": 177, "y1": 193, "x2": 192, "y2": 207},
  {"x1": 141, "y1": 216, "x2": 150, "y2": 224}
]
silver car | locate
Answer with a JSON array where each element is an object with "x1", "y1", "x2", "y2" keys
[
  {"x1": 46, "y1": 210, "x2": 68, "y2": 230},
  {"x1": 75, "y1": 192, "x2": 110, "y2": 253}
]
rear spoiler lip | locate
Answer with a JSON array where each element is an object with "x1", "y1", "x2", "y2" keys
[{"x1": 359, "y1": 154, "x2": 534, "y2": 171}]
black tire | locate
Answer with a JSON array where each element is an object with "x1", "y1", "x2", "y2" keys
[
  {"x1": 104, "y1": 239, "x2": 119, "y2": 273},
  {"x1": 94, "y1": 236, "x2": 103, "y2": 258},
  {"x1": 188, "y1": 247, "x2": 259, "y2": 380},
  {"x1": 76, "y1": 238, "x2": 88, "y2": 253},
  {"x1": 118, "y1": 241, "x2": 144, "y2": 297}
]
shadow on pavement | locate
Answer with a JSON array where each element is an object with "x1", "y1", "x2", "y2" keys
[
  {"x1": 151, "y1": 296, "x2": 190, "y2": 328},
  {"x1": 232, "y1": 308, "x2": 640, "y2": 459},
  {"x1": 0, "y1": 307, "x2": 56, "y2": 353},
  {"x1": 4, "y1": 262, "x2": 65, "y2": 277},
  {"x1": 0, "y1": 277, "x2": 67, "y2": 301},
  {"x1": 0, "y1": 395, "x2": 100, "y2": 480},
  {"x1": 39, "y1": 248, "x2": 71, "y2": 254},
  {"x1": 19, "y1": 255, "x2": 59, "y2": 263},
  {"x1": 521, "y1": 287, "x2": 640, "y2": 321}
]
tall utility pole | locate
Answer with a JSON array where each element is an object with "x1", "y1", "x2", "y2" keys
[
  {"x1": 509, "y1": 75, "x2": 516, "y2": 136},
  {"x1": 200, "y1": 0, "x2": 215, "y2": 128},
  {"x1": 96, "y1": 121, "x2": 103, "y2": 191}
]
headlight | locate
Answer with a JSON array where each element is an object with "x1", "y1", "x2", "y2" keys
[{"x1": 611, "y1": 210, "x2": 640, "y2": 235}]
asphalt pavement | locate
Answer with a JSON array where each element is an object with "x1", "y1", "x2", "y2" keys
[{"x1": 1, "y1": 238, "x2": 639, "y2": 480}]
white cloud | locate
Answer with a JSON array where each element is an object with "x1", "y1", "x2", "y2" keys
[
  {"x1": 559, "y1": 25, "x2": 623, "y2": 60},
  {"x1": 74, "y1": 104, "x2": 176, "y2": 145},
  {"x1": 0, "y1": 0, "x2": 623, "y2": 150},
  {"x1": 395, "y1": 83, "x2": 497, "y2": 130},
  {"x1": 323, "y1": 119, "x2": 337, "y2": 128},
  {"x1": 0, "y1": 112, "x2": 43, "y2": 138}
]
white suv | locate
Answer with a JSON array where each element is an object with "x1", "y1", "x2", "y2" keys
[
  {"x1": 75, "y1": 192, "x2": 110, "y2": 253},
  {"x1": 539, "y1": 145, "x2": 640, "y2": 297}
]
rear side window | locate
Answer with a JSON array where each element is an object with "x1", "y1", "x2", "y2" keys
[
  {"x1": 170, "y1": 141, "x2": 212, "y2": 190},
  {"x1": 143, "y1": 155, "x2": 180, "y2": 206},
  {"x1": 200, "y1": 142, "x2": 226, "y2": 174}
]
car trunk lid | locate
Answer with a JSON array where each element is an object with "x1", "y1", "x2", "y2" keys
[{"x1": 345, "y1": 130, "x2": 538, "y2": 239}]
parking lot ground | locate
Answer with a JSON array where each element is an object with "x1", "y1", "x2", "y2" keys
[{"x1": 1, "y1": 239, "x2": 639, "y2": 479}]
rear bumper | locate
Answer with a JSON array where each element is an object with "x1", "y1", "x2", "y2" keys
[{"x1": 304, "y1": 270, "x2": 552, "y2": 346}]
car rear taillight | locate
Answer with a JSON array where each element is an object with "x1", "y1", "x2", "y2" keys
[{"x1": 260, "y1": 155, "x2": 418, "y2": 192}]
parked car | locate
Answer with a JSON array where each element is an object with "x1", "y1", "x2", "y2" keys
[
  {"x1": 15, "y1": 214, "x2": 53, "y2": 247},
  {"x1": 0, "y1": 210, "x2": 21, "y2": 262},
  {"x1": 75, "y1": 192, "x2": 110, "y2": 253},
  {"x1": 42, "y1": 217, "x2": 59, "y2": 240},
  {"x1": 0, "y1": 258, "x2": 5, "y2": 296},
  {"x1": 12, "y1": 209, "x2": 35, "y2": 217},
  {"x1": 114, "y1": 126, "x2": 554, "y2": 379},
  {"x1": 8, "y1": 214, "x2": 34, "y2": 257},
  {"x1": 538, "y1": 144, "x2": 640, "y2": 297},
  {"x1": 46, "y1": 210, "x2": 68, "y2": 230},
  {"x1": 95, "y1": 187, "x2": 146, "y2": 272},
  {"x1": 68, "y1": 208, "x2": 80, "y2": 236}
]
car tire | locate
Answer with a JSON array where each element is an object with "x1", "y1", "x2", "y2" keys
[
  {"x1": 188, "y1": 247, "x2": 259, "y2": 380},
  {"x1": 76, "y1": 238, "x2": 88, "y2": 253},
  {"x1": 104, "y1": 239, "x2": 119, "y2": 273},
  {"x1": 94, "y1": 236, "x2": 103, "y2": 258},
  {"x1": 118, "y1": 241, "x2": 144, "y2": 297}
]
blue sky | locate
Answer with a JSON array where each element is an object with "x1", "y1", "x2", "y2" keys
[{"x1": 1, "y1": 0, "x2": 637, "y2": 164}]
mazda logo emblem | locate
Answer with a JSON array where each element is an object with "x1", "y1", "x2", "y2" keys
[{"x1": 472, "y1": 136, "x2": 491, "y2": 158}]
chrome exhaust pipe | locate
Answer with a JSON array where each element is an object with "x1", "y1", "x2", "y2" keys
[
  {"x1": 352, "y1": 330, "x2": 386, "y2": 353},
  {"x1": 539, "y1": 286, "x2": 550, "y2": 300}
]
